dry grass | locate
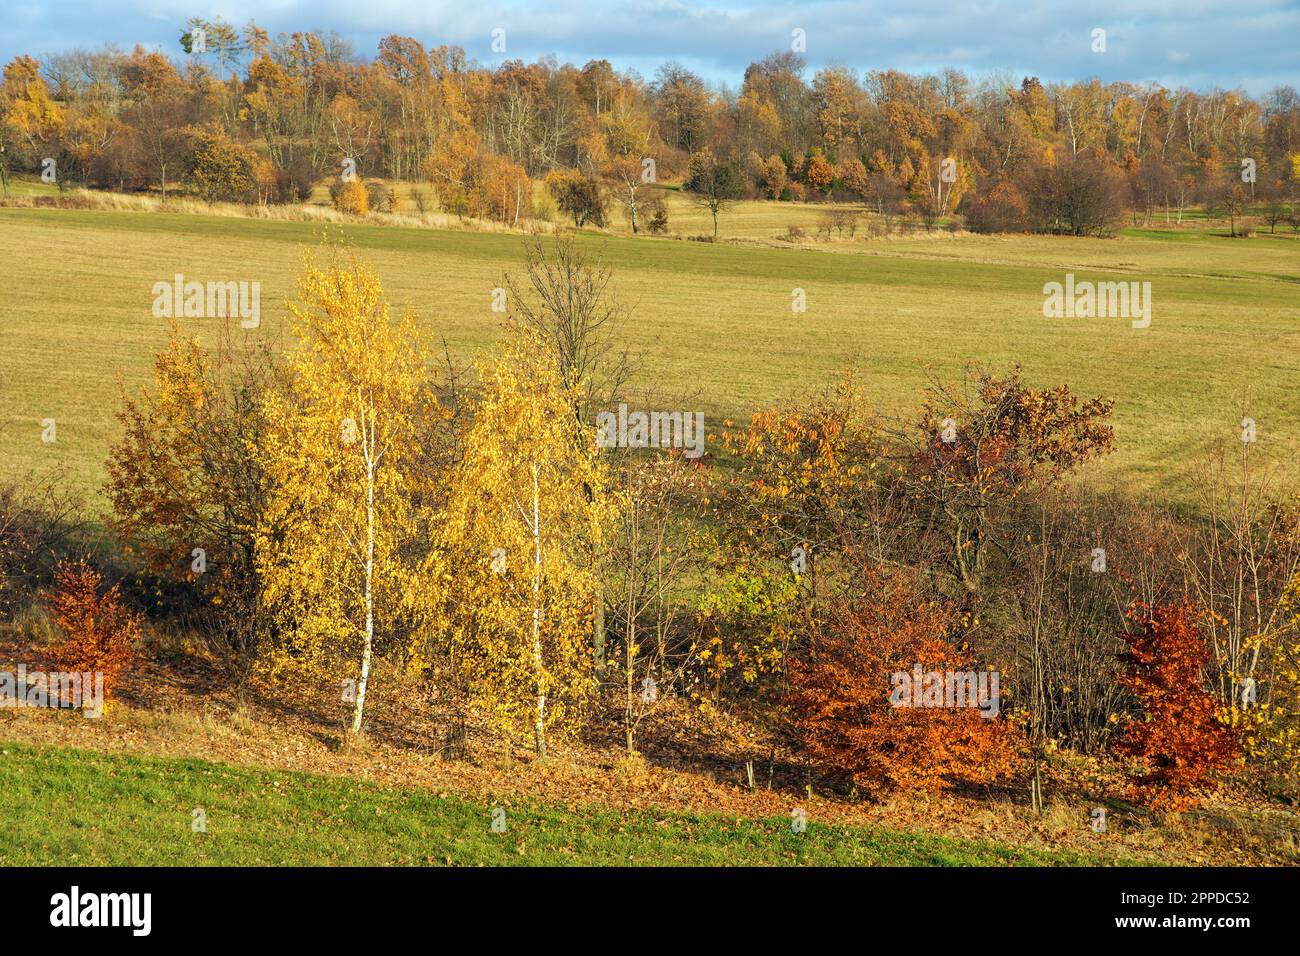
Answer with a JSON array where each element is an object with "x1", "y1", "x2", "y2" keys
[{"x1": 0, "y1": 187, "x2": 558, "y2": 234}]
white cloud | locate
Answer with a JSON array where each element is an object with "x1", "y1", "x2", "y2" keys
[{"x1": 3, "y1": 0, "x2": 1294, "y2": 94}]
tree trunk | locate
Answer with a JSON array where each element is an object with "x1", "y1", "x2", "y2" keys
[
  {"x1": 623, "y1": 528, "x2": 637, "y2": 755},
  {"x1": 593, "y1": 598, "x2": 606, "y2": 680},
  {"x1": 531, "y1": 462, "x2": 546, "y2": 758},
  {"x1": 351, "y1": 452, "x2": 376, "y2": 735}
]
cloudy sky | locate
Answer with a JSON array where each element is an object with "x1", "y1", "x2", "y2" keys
[{"x1": 7, "y1": 0, "x2": 1298, "y2": 93}]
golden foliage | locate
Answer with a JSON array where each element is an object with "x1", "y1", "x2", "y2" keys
[
  {"x1": 430, "y1": 324, "x2": 609, "y2": 754},
  {"x1": 256, "y1": 252, "x2": 441, "y2": 732}
]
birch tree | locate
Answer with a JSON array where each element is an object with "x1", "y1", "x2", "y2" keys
[
  {"x1": 257, "y1": 252, "x2": 439, "y2": 736},
  {"x1": 435, "y1": 325, "x2": 609, "y2": 757}
]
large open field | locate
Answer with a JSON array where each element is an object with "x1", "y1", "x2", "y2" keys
[{"x1": 2, "y1": 202, "x2": 1298, "y2": 507}]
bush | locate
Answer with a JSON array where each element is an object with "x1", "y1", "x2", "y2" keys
[
  {"x1": 333, "y1": 178, "x2": 369, "y2": 215},
  {"x1": 695, "y1": 571, "x2": 793, "y2": 700},
  {"x1": 645, "y1": 195, "x2": 669, "y2": 234},
  {"x1": 786, "y1": 566, "x2": 1019, "y2": 794},
  {"x1": 187, "y1": 128, "x2": 258, "y2": 203},
  {"x1": 964, "y1": 181, "x2": 1031, "y2": 233},
  {"x1": 1117, "y1": 603, "x2": 1240, "y2": 810},
  {"x1": 274, "y1": 157, "x2": 317, "y2": 203},
  {"x1": 365, "y1": 180, "x2": 391, "y2": 211},
  {"x1": 47, "y1": 560, "x2": 138, "y2": 701},
  {"x1": 1026, "y1": 155, "x2": 1127, "y2": 237},
  {"x1": 0, "y1": 476, "x2": 78, "y2": 622}
]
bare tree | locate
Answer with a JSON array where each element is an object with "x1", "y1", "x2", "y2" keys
[
  {"x1": 1180, "y1": 440, "x2": 1300, "y2": 711},
  {"x1": 606, "y1": 453, "x2": 707, "y2": 754},
  {"x1": 505, "y1": 235, "x2": 635, "y2": 677},
  {"x1": 505, "y1": 235, "x2": 632, "y2": 430}
]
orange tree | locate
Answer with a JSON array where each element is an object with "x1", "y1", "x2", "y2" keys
[
  {"x1": 786, "y1": 563, "x2": 1019, "y2": 793},
  {"x1": 47, "y1": 560, "x2": 139, "y2": 700},
  {"x1": 1117, "y1": 602, "x2": 1240, "y2": 810}
]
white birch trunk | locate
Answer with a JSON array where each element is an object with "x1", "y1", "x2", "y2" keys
[
  {"x1": 530, "y1": 462, "x2": 546, "y2": 757},
  {"x1": 351, "y1": 416, "x2": 376, "y2": 735}
]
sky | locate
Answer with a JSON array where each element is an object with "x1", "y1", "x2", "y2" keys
[{"x1": 6, "y1": 0, "x2": 1298, "y2": 95}]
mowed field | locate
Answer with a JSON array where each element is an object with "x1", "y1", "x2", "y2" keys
[{"x1": 1, "y1": 201, "x2": 1298, "y2": 508}]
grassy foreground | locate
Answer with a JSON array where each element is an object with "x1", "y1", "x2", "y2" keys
[{"x1": 0, "y1": 740, "x2": 1127, "y2": 866}]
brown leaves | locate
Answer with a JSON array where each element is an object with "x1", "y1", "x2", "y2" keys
[
  {"x1": 785, "y1": 566, "x2": 1019, "y2": 795},
  {"x1": 1117, "y1": 603, "x2": 1240, "y2": 811},
  {"x1": 47, "y1": 560, "x2": 139, "y2": 700}
]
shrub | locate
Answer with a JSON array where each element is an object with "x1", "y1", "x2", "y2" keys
[
  {"x1": 187, "y1": 128, "x2": 258, "y2": 203},
  {"x1": 786, "y1": 566, "x2": 1019, "y2": 794},
  {"x1": 1240, "y1": 574, "x2": 1300, "y2": 799},
  {"x1": 1027, "y1": 154, "x2": 1127, "y2": 237},
  {"x1": 364, "y1": 180, "x2": 390, "y2": 211},
  {"x1": 1116, "y1": 603, "x2": 1240, "y2": 810},
  {"x1": 967, "y1": 188, "x2": 1011, "y2": 233},
  {"x1": 0, "y1": 476, "x2": 78, "y2": 622},
  {"x1": 530, "y1": 188, "x2": 556, "y2": 222},
  {"x1": 274, "y1": 157, "x2": 316, "y2": 203},
  {"x1": 645, "y1": 195, "x2": 669, "y2": 234},
  {"x1": 47, "y1": 560, "x2": 138, "y2": 701},
  {"x1": 695, "y1": 571, "x2": 794, "y2": 701},
  {"x1": 333, "y1": 178, "x2": 369, "y2": 215}
]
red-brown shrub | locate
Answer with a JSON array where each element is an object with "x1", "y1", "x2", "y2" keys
[
  {"x1": 786, "y1": 567, "x2": 1019, "y2": 793},
  {"x1": 47, "y1": 560, "x2": 138, "y2": 700},
  {"x1": 1117, "y1": 603, "x2": 1239, "y2": 810}
]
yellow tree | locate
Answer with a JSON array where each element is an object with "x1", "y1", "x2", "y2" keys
[
  {"x1": 435, "y1": 325, "x2": 609, "y2": 757},
  {"x1": 105, "y1": 320, "x2": 276, "y2": 691},
  {"x1": 1, "y1": 55, "x2": 65, "y2": 171},
  {"x1": 257, "y1": 252, "x2": 440, "y2": 735}
]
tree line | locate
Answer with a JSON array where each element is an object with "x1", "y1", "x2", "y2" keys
[{"x1": 3, "y1": 19, "x2": 1299, "y2": 235}]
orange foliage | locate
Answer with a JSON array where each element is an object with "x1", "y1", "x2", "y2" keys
[
  {"x1": 916, "y1": 370, "x2": 1115, "y2": 493},
  {"x1": 786, "y1": 567, "x2": 1019, "y2": 793},
  {"x1": 804, "y1": 149, "x2": 834, "y2": 193},
  {"x1": 1117, "y1": 603, "x2": 1240, "y2": 810},
  {"x1": 333, "y1": 178, "x2": 369, "y2": 215},
  {"x1": 47, "y1": 561, "x2": 138, "y2": 699}
]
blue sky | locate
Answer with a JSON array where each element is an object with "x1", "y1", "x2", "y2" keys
[{"x1": 7, "y1": 1, "x2": 1299, "y2": 94}]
